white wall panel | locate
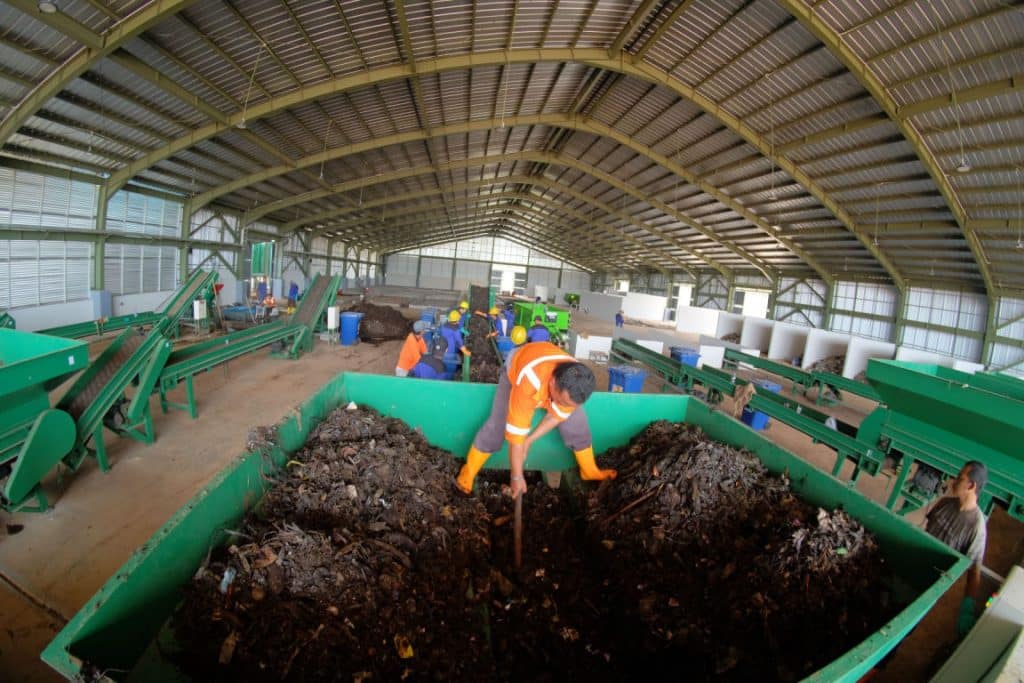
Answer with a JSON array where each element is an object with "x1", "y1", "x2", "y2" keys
[
  {"x1": 385, "y1": 254, "x2": 418, "y2": 287},
  {"x1": 419, "y1": 257, "x2": 454, "y2": 290},
  {"x1": 454, "y1": 260, "x2": 490, "y2": 291}
]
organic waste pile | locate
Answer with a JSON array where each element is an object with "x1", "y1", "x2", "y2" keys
[
  {"x1": 721, "y1": 332, "x2": 742, "y2": 344},
  {"x1": 344, "y1": 302, "x2": 411, "y2": 341},
  {"x1": 808, "y1": 354, "x2": 846, "y2": 375},
  {"x1": 465, "y1": 284, "x2": 502, "y2": 383},
  {"x1": 174, "y1": 413, "x2": 898, "y2": 682}
]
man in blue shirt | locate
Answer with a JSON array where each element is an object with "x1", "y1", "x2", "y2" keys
[
  {"x1": 526, "y1": 316, "x2": 551, "y2": 343},
  {"x1": 440, "y1": 310, "x2": 471, "y2": 359},
  {"x1": 409, "y1": 348, "x2": 449, "y2": 379},
  {"x1": 615, "y1": 310, "x2": 625, "y2": 328}
]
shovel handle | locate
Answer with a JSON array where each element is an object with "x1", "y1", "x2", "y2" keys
[{"x1": 513, "y1": 494, "x2": 523, "y2": 569}]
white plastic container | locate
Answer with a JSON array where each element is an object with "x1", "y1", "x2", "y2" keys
[
  {"x1": 326, "y1": 306, "x2": 340, "y2": 331},
  {"x1": 192, "y1": 300, "x2": 207, "y2": 321}
]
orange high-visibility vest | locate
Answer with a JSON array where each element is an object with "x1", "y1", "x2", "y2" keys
[{"x1": 503, "y1": 342, "x2": 577, "y2": 444}]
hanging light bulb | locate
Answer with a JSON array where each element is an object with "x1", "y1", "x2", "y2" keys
[
  {"x1": 237, "y1": 43, "x2": 264, "y2": 130},
  {"x1": 948, "y1": 61, "x2": 970, "y2": 173},
  {"x1": 38, "y1": 0, "x2": 58, "y2": 13}
]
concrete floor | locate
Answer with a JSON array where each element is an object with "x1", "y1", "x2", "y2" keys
[{"x1": 1, "y1": 308, "x2": 1021, "y2": 681}]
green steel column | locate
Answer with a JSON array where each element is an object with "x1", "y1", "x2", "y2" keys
[
  {"x1": 415, "y1": 254, "x2": 422, "y2": 288},
  {"x1": 982, "y1": 296, "x2": 999, "y2": 367},
  {"x1": 725, "y1": 278, "x2": 736, "y2": 312},
  {"x1": 893, "y1": 289, "x2": 907, "y2": 346},
  {"x1": 93, "y1": 186, "x2": 108, "y2": 290},
  {"x1": 822, "y1": 283, "x2": 834, "y2": 330},
  {"x1": 180, "y1": 199, "x2": 192, "y2": 281},
  {"x1": 325, "y1": 239, "x2": 335, "y2": 276}
]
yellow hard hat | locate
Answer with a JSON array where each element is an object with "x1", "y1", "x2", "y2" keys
[
  {"x1": 458, "y1": 300, "x2": 469, "y2": 310},
  {"x1": 489, "y1": 306, "x2": 499, "y2": 315},
  {"x1": 447, "y1": 310, "x2": 462, "y2": 323},
  {"x1": 510, "y1": 325, "x2": 527, "y2": 345}
]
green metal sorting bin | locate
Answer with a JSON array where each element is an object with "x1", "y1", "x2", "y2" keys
[{"x1": 43, "y1": 374, "x2": 969, "y2": 682}]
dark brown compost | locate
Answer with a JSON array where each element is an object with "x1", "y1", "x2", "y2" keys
[{"x1": 173, "y1": 412, "x2": 899, "y2": 682}]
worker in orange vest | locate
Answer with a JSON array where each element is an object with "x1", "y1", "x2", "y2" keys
[
  {"x1": 395, "y1": 320, "x2": 428, "y2": 376},
  {"x1": 455, "y1": 341, "x2": 617, "y2": 498}
]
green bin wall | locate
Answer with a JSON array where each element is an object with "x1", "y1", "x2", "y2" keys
[{"x1": 43, "y1": 373, "x2": 968, "y2": 682}]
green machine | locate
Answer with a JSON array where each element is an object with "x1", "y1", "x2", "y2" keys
[
  {"x1": 157, "y1": 273, "x2": 341, "y2": 419},
  {"x1": 0, "y1": 310, "x2": 15, "y2": 329},
  {"x1": 0, "y1": 329, "x2": 89, "y2": 512},
  {"x1": 43, "y1": 373, "x2": 968, "y2": 681},
  {"x1": 858, "y1": 361, "x2": 1024, "y2": 519},
  {"x1": 512, "y1": 301, "x2": 571, "y2": 342}
]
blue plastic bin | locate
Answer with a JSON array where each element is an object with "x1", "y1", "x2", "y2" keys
[
  {"x1": 340, "y1": 312, "x2": 363, "y2": 345},
  {"x1": 420, "y1": 308, "x2": 436, "y2": 324},
  {"x1": 670, "y1": 346, "x2": 701, "y2": 367},
  {"x1": 753, "y1": 379, "x2": 782, "y2": 394},
  {"x1": 495, "y1": 336, "x2": 514, "y2": 354},
  {"x1": 608, "y1": 365, "x2": 647, "y2": 393},
  {"x1": 741, "y1": 406, "x2": 771, "y2": 431}
]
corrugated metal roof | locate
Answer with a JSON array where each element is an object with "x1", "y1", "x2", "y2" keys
[{"x1": 0, "y1": 0, "x2": 1018, "y2": 287}]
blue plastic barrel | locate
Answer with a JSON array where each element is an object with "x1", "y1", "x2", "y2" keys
[
  {"x1": 608, "y1": 365, "x2": 647, "y2": 393},
  {"x1": 420, "y1": 308, "x2": 436, "y2": 324},
  {"x1": 495, "y1": 335, "x2": 514, "y2": 354},
  {"x1": 741, "y1": 407, "x2": 771, "y2": 431},
  {"x1": 340, "y1": 312, "x2": 363, "y2": 345}
]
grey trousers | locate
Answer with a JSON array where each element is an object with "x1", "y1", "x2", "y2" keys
[{"x1": 472, "y1": 367, "x2": 592, "y2": 453}]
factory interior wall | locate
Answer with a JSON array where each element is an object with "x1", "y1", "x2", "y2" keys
[
  {"x1": 579, "y1": 290, "x2": 623, "y2": 321},
  {"x1": 738, "y1": 289, "x2": 770, "y2": 318},
  {"x1": 453, "y1": 260, "x2": 490, "y2": 292},
  {"x1": 384, "y1": 254, "x2": 418, "y2": 287},
  {"x1": 559, "y1": 269, "x2": 591, "y2": 292},
  {"x1": 622, "y1": 291, "x2": 668, "y2": 320},
  {"x1": 9, "y1": 300, "x2": 93, "y2": 332},
  {"x1": 418, "y1": 257, "x2": 455, "y2": 290},
  {"x1": 113, "y1": 290, "x2": 176, "y2": 315},
  {"x1": 526, "y1": 266, "x2": 559, "y2": 294}
]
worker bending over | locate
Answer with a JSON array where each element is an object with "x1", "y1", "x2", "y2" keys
[
  {"x1": 395, "y1": 320, "x2": 428, "y2": 377},
  {"x1": 440, "y1": 310, "x2": 471, "y2": 359},
  {"x1": 526, "y1": 315, "x2": 550, "y2": 343},
  {"x1": 456, "y1": 341, "x2": 616, "y2": 498},
  {"x1": 409, "y1": 342, "x2": 448, "y2": 379},
  {"x1": 925, "y1": 461, "x2": 988, "y2": 637}
]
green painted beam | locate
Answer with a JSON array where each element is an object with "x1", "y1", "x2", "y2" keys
[{"x1": 0, "y1": 0, "x2": 198, "y2": 148}]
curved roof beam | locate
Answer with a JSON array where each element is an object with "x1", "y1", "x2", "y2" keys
[
  {"x1": 779, "y1": 0, "x2": 988, "y2": 295},
  {"x1": 195, "y1": 114, "x2": 799, "y2": 276},
  {"x1": 329, "y1": 191, "x2": 688, "y2": 275},
  {"x1": 251, "y1": 150, "x2": 772, "y2": 278},
  {"x1": 103, "y1": 48, "x2": 890, "y2": 284},
  {"x1": 0, "y1": 0, "x2": 198, "y2": 146},
  {"x1": 282, "y1": 171, "x2": 728, "y2": 278}
]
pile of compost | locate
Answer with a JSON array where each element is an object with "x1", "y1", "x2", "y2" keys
[
  {"x1": 466, "y1": 285, "x2": 502, "y2": 383},
  {"x1": 809, "y1": 354, "x2": 846, "y2": 374},
  {"x1": 344, "y1": 302, "x2": 410, "y2": 340},
  {"x1": 173, "y1": 413, "x2": 898, "y2": 682},
  {"x1": 721, "y1": 332, "x2": 741, "y2": 344}
]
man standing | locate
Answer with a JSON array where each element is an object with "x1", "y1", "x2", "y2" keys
[
  {"x1": 615, "y1": 310, "x2": 625, "y2": 328},
  {"x1": 395, "y1": 320, "x2": 428, "y2": 377},
  {"x1": 455, "y1": 341, "x2": 617, "y2": 498},
  {"x1": 925, "y1": 461, "x2": 989, "y2": 637}
]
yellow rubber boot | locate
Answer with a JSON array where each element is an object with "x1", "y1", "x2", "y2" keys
[
  {"x1": 456, "y1": 446, "x2": 491, "y2": 494},
  {"x1": 574, "y1": 446, "x2": 617, "y2": 481}
]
